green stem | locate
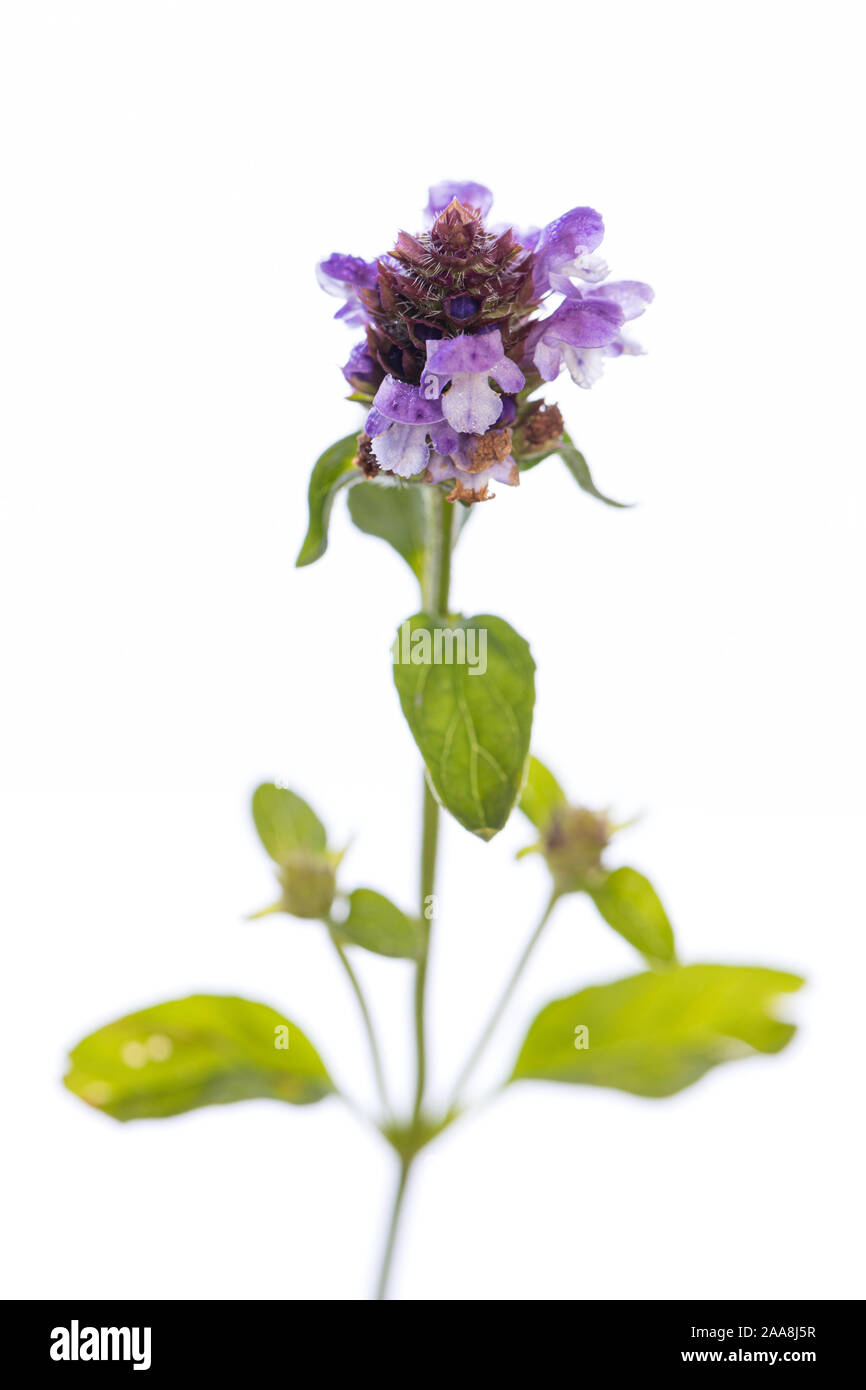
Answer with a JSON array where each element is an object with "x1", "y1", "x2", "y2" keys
[
  {"x1": 375, "y1": 1157, "x2": 411, "y2": 1301},
  {"x1": 328, "y1": 928, "x2": 392, "y2": 1122},
  {"x1": 411, "y1": 490, "x2": 453, "y2": 1134},
  {"x1": 449, "y1": 893, "x2": 559, "y2": 1107},
  {"x1": 374, "y1": 488, "x2": 454, "y2": 1301}
]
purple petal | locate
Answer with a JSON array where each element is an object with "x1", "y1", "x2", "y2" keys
[
  {"x1": 365, "y1": 404, "x2": 391, "y2": 438},
  {"x1": 488, "y1": 455, "x2": 519, "y2": 485},
  {"x1": 533, "y1": 339, "x2": 562, "y2": 382},
  {"x1": 425, "y1": 181, "x2": 493, "y2": 221},
  {"x1": 343, "y1": 341, "x2": 378, "y2": 391},
  {"x1": 541, "y1": 298, "x2": 625, "y2": 350},
  {"x1": 586, "y1": 280, "x2": 654, "y2": 322},
  {"x1": 371, "y1": 375, "x2": 444, "y2": 425},
  {"x1": 429, "y1": 419, "x2": 460, "y2": 455},
  {"x1": 334, "y1": 300, "x2": 367, "y2": 325},
  {"x1": 532, "y1": 207, "x2": 605, "y2": 294},
  {"x1": 425, "y1": 452, "x2": 460, "y2": 484},
  {"x1": 605, "y1": 334, "x2": 646, "y2": 359},
  {"x1": 490, "y1": 356, "x2": 525, "y2": 394},
  {"x1": 425, "y1": 330, "x2": 506, "y2": 377},
  {"x1": 317, "y1": 254, "x2": 379, "y2": 294}
]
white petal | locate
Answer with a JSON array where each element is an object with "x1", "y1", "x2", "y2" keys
[
  {"x1": 560, "y1": 250, "x2": 609, "y2": 284},
  {"x1": 441, "y1": 372, "x2": 503, "y2": 434},
  {"x1": 561, "y1": 345, "x2": 606, "y2": 389},
  {"x1": 370, "y1": 422, "x2": 430, "y2": 477}
]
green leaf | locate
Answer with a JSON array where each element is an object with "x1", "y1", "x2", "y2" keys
[
  {"x1": 337, "y1": 888, "x2": 421, "y2": 959},
  {"x1": 519, "y1": 754, "x2": 567, "y2": 830},
  {"x1": 516, "y1": 443, "x2": 561, "y2": 473},
  {"x1": 296, "y1": 433, "x2": 359, "y2": 567},
  {"x1": 252, "y1": 783, "x2": 327, "y2": 865},
  {"x1": 589, "y1": 866, "x2": 676, "y2": 963},
  {"x1": 559, "y1": 431, "x2": 631, "y2": 508},
  {"x1": 64, "y1": 994, "x2": 335, "y2": 1120},
  {"x1": 512, "y1": 965, "x2": 803, "y2": 1098},
  {"x1": 347, "y1": 480, "x2": 428, "y2": 579},
  {"x1": 393, "y1": 612, "x2": 536, "y2": 839}
]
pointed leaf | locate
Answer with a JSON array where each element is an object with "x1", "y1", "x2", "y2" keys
[
  {"x1": 347, "y1": 480, "x2": 427, "y2": 579},
  {"x1": 65, "y1": 994, "x2": 334, "y2": 1120},
  {"x1": 393, "y1": 612, "x2": 536, "y2": 839},
  {"x1": 519, "y1": 754, "x2": 567, "y2": 830},
  {"x1": 338, "y1": 888, "x2": 421, "y2": 959},
  {"x1": 296, "y1": 433, "x2": 359, "y2": 567},
  {"x1": 559, "y1": 431, "x2": 631, "y2": 508},
  {"x1": 252, "y1": 783, "x2": 327, "y2": 865},
  {"x1": 589, "y1": 866, "x2": 676, "y2": 963},
  {"x1": 512, "y1": 965, "x2": 803, "y2": 1098}
]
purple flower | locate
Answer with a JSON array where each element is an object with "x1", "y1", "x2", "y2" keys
[
  {"x1": 421, "y1": 330, "x2": 525, "y2": 434},
  {"x1": 531, "y1": 280, "x2": 653, "y2": 388},
  {"x1": 425, "y1": 181, "x2": 493, "y2": 224},
  {"x1": 526, "y1": 297, "x2": 624, "y2": 383},
  {"x1": 342, "y1": 341, "x2": 380, "y2": 394},
  {"x1": 316, "y1": 253, "x2": 378, "y2": 324},
  {"x1": 581, "y1": 280, "x2": 654, "y2": 320},
  {"x1": 315, "y1": 182, "x2": 652, "y2": 503},
  {"x1": 532, "y1": 207, "x2": 607, "y2": 296},
  {"x1": 365, "y1": 377, "x2": 458, "y2": 478}
]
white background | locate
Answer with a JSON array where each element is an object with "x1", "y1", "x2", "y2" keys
[{"x1": 2, "y1": 1, "x2": 864, "y2": 1301}]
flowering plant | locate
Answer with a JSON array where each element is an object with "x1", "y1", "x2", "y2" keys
[{"x1": 64, "y1": 182, "x2": 802, "y2": 1300}]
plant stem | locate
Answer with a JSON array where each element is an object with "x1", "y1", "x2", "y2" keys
[
  {"x1": 411, "y1": 490, "x2": 453, "y2": 1133},
  {"x1": 375, "y1": 1157, "x2": 411, "y2": 1301},
  {"x1": 375, "y1": 489, "x2": 454, "y2": 1301},
  {"x1": 449, "y1": 892, "x2": 559, "y2": 1107},
  {"x1": 328, "y1": 928, "x2": 392, "y2": 1122},
  {"x1": 421, "y1": 484, "x2": 454, "y2": 620}
]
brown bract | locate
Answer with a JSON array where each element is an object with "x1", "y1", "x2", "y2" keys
[
  {"x1": 446, "y1": 478, "x2": 491, "y2": 504},
  {"x1": 460, "y1": 426, "x2": 513, "y2": 474},
  {"x1": 523, "y1": 402, "x2": 564, "y2": 450},
  {"x1": 355, "y1": 433, "x2": 380, "y2": 478}
]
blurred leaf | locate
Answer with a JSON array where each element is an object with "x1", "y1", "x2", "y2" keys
[
  {"x1": 252, "y1": 783, "x2": 327, "y2": 865},
  {"x1": 519, "y1": 754, "x2": 567, "y2": 830},
  {"x1": 516, "y1": 443, "x2": 561, "y2": 473},
  {"x1": 65, "y1": 995, "x2": 334, "y2": 1120},
  {"x1": 559, "y1": 431, "x2": 631, "y2": 509},
  {"x1": 393, "y1": 612, "x2": 535, "y2": 839},
  {"x1": 589, "y1": 867, "x2": 676, "y2": 964},
  {"x1": 337, "y1": 888, "x2": 421, "y2": 959},
  {"x1": 512, "y1": 965, "x2": 803, "y2": 1098},
  {"x1": 296, "y1": 433, "x2": 359, "y2": 566},
  {"x1": 348, "y1": 480, "x2": 427, "y2": 579},
  {"x1": 247, "y1": 901, "x2": 284, "y2": 920}
]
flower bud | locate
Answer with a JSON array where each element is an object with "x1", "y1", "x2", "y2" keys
[
  {"x1": 542, "y1": 805, "x2": 611, "y2": 893},
  {"x1": 278, "y1": 849, "x2": 337, "y2": 920}
]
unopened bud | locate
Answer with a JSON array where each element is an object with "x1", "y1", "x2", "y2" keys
[
  {"x1": 278, "y1": 850, "x2": 337, "y2": 920},
  {"x1": 542, "y1": 805, "x2": 611, "y2": 893}
]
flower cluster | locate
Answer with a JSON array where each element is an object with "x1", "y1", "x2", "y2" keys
[{"x1": 318, "y1": 181, "x2": 652, "y2": 503}]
